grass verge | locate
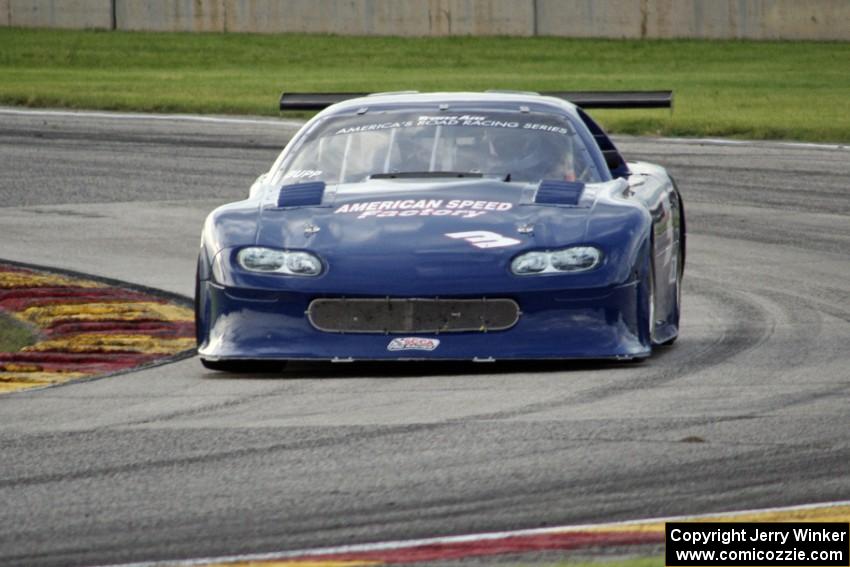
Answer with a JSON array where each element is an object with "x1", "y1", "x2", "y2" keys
[
  {"x1": 1, "y1": 28, "x2": 850, "y2": 142},
  {"x1": 0, "y1": 312, "x2": 36, "y2": 352}
]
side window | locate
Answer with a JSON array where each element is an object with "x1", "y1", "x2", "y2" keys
[{"x1": 575, "y1": 108, "x2": 630, "y2": 179}]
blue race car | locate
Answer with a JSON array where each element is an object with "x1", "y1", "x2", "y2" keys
[{"x1": 195, "y1": 91, "x2": 684, "y2": 370}]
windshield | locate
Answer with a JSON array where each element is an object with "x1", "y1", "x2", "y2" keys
[{"x1": 278, "y1": 111, "x2": 604, "y2": 185}]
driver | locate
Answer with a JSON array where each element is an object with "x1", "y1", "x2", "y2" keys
[{"x1": 486, "y1": 127, "x2": 574, "y2": 182}]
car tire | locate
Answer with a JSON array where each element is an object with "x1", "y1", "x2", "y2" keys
[
  {"x1": 647, "y1": 259, "x2": 656, "y2": 345},
  {"x1": 636, "y1": 244, "x2": 657, "y2": 349},
  {"x1": 660, "y1": 222, "x2": 685, "y2": 347},
  {"x1": 660, "y1": 271, "x2": 681, "y2": 346},
  {"x1": 194, "y1": 258, "x2": 203, "y2": 346}
]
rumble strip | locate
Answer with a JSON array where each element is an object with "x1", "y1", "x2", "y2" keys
[
  {"x1": 99, "y1": 501, "x2": 850, "y2": 566},
  {"x1": 0, "y1": 263, "x2": 195, "y2": 394}
]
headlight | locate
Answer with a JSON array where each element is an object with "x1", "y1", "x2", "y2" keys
[
  {"x1": 237, "y1": 247, "x2": 323, "y2": 276},
  {"x1": 511, "y1": 246, "x2": 602, "y2": 275}
]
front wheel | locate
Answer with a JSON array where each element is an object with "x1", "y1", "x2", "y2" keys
[
  {"x1": 647, "y1": 259, "x2": 656, "y2": 344},
  {"x1": 635, "y1": 249, "x2": 657, "y2": 349},
  {"x1": 659, "y1": 220, "x2": 685, "y2": 346},
  {"x1": 194, "y1": 258, "x2": 203, "y2": 346},
  {"x1": 660, "y1": 266, "x2": 682, "y2": 346}
]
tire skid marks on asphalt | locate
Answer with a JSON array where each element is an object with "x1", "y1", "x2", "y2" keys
[
  {"x1": 0, "y1": 263, "x2": 195, "y2": 393},
  {"x1": 439, "y1": 275, "x2": 770, "y2": 424}
]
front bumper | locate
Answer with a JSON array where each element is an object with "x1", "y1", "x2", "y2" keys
[{"x1": 197, "y1": 279, "x2": 650, "y2": 361}]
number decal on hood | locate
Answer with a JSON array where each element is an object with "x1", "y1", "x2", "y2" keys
[{"x1": 446, "y1": 231, "x2": 521, "y2": 249}]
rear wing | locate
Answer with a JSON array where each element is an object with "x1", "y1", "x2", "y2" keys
[
  {"x1": 543, "y1": 90, "x2": 672, "y2": 109},
  {"x1": 279, "y1": 90, "x2": 673, "y2": 111}
]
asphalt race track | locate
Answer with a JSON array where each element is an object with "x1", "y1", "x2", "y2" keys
[{"x1": 0, "y1": 108, "x2": 848, "y2": 567}]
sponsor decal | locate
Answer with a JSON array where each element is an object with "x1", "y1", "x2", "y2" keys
[
  {"x1": 446, "y1": 231, "x2": 521, "y2": 249},
  {"x1": 387, "y1": 337, "x2": 440, "y2": 352},
  {"x1": 332, "y1": 116, "x2": 570, "y2": 134},
  {"x1": 334, "y1": 199, "x2": 513, "y2": 220}
]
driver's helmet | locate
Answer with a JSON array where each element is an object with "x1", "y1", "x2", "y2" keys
[{"x1": 486, "y1": 127, "x2": 555, "y2": 181}]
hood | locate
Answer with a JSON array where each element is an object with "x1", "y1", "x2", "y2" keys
[
  {"x1": 257, "y1": 177, "x2": 593, "y2": 246},
  {"x1": 205, "y1": 177, "x2": 647, "y2": 294},
  {"x1": 247, "y1": 178, "x2": 618, "y2": 292}
]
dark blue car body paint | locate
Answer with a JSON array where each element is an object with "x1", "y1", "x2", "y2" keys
[{"x1": 196, "y1": 93, "x2": 683, "y2": 362}]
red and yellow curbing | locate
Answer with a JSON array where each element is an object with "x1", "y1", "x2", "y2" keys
[
  {"x1": 0, "y1": 263, "x2": 195, "y2": 393},
  {"x1": 184, "y1": 502, "x2": 850, "y2": 567}
]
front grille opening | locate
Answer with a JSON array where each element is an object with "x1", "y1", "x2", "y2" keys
[{"x1": 307, "y1": 298, "x2": 520, "y2": 334}]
